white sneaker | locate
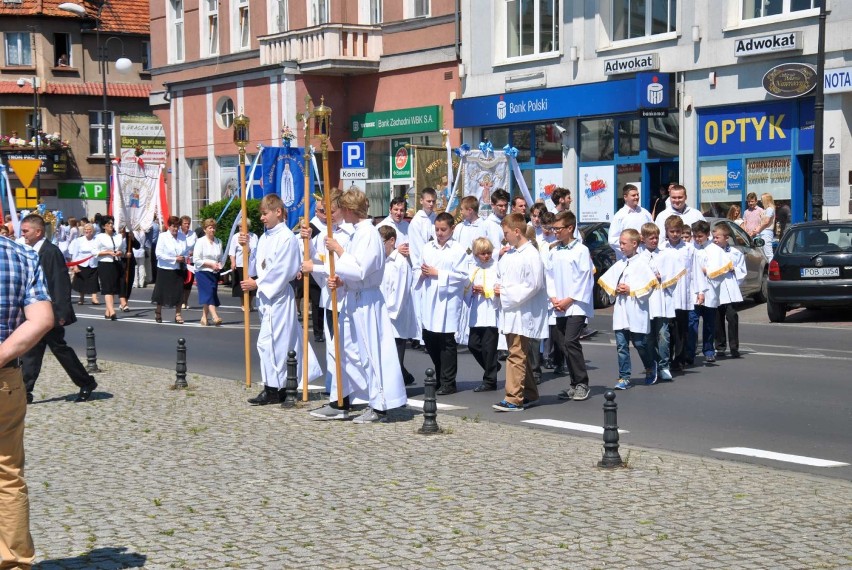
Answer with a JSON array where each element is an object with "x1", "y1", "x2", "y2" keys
[
  {"x1": 309, "y1": 404, "x2": 349, "y2": 420},
  {"x1": 659, "y1": 368, "x2": 673, "y2": 381},
  {"x1": 352, "y1": 407, "x2": 387, "y2": 424}
]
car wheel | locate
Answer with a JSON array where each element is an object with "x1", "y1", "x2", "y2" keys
[
  {"x1": 593, "y1": 283, "x2": 611, "y2": 309},
  {"x1": 752, "y1": 271, "x2": 768, "y2": 304},
  {"x1": 767, "y1": 300, "x2": 787, "y2": 323}
]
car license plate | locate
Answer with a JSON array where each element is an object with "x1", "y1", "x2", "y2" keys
[{"x1": 800, "y1": 267, "x2": 840, "y2": 278}]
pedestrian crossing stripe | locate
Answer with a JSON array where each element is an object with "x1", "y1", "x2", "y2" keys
[
  {"x1": 712, "y1": 447, "x2": 849, "y2": 467},
  {"x1": 406, "y1": 399, "x2": 467, "y2": 411},
  {"x1": 522, "y1": 418, "x2": 629, "y2": 434}
]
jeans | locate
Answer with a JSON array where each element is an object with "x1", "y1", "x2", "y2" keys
[
  {"x1": 648, "y1": 317, "x2": 670, "y2": 371},
  {"x1": 687, "y1": 305, "x2": 717, "y2": 360},
  {"x1": 614, "y1": 329, "x2": 654, "y2": 381}
]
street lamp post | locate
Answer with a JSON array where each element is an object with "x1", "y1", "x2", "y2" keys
[
  {"x1": 810, "y1": 0, "x2": 827, "y2": 221},
  {"x1": 16, "y1": 76, "x2": 40, "y2": 193},
  {"x1": 58, "y1": 1, "x2": 131, "y2": 212}
]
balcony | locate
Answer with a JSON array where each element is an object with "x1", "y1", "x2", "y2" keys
[{"x1": 259, "y1": 24, "x2": 382, "y2": 75}]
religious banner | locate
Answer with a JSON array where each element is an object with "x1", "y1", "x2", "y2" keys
[
  {"x1": 414, "y1": 146, "x2": 460, "y2": 216},
  {"x1": 261, "y1": 145, "x2": 313, "y2": 229},
  {"x1": 458, "y1": 148, "x2": 510, "y2": 220},
  {"x1": 119, "y1": 113, "x2": 167, "y2": 163},
  {"x1": 113, "y1": 160, "x2": 163, "y2": 232},
  {"x1": 578, "y1": 164, "x2": 615, "y2": 223}
]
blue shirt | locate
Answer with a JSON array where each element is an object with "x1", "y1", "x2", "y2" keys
[{"x1": 0, "y1": 238, "x2": 51, "y2": 343}]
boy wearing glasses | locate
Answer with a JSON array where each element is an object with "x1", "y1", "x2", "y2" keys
[{"x1": 545, "y1": 211, "x2": 593, "y2": 401}]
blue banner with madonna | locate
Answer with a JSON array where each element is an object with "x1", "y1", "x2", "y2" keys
[{"x1": 261, "y1": 145, "x2": 314, "y2": 229}]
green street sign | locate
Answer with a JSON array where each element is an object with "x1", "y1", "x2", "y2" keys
[
  {"x1": 350, "y1": 105, "x2": 441, "y2": 138},
  {"x1": 391, "y1": 138, "x2": 412, "y2": 179},
  {"x1": 57, "y1": 182, "x2": 109, "y2": 201}
]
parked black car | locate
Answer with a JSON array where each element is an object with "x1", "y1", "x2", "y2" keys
[
  {"x1": 766, "y1": 220, "x2": 852, "y2": 322},
  {"x1": 579, "y1": 223, "x2": 617, "y2": 309}
]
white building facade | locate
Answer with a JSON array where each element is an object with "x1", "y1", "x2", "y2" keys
[{"x1": 455, "y1": 0, "x2": 852, "y2": 229}]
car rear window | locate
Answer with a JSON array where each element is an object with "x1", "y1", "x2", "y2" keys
[{"x1": 780, "y1": 225, "x2": 852, "y2": 254}]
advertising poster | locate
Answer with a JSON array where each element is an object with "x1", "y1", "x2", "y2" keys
[
  {"x1": 578, "y1": 165, "x2": 615, "y2": 223},
  {"x1": 119, "y1": 113, "x2": 166, "y2": 163},
  {"x1": 534, "y1": 168, "x2": 562, "y2": 203}
]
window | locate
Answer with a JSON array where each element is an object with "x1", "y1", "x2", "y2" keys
[
  {"x1": 190, "y1": 159, "x2": 210, "y2": 224},
  {"x1": 506, "y1": 0, "x2": 559, "y2": 58},
  {"x1": 579, "y1": 118, "x2": 615, "y2": 162},
  {"x1": 612, "y1": 0, "x2": 676, "y2": 41},
  {"x1": 310, "y1": 0, "x2": 330, "y2": 25},
  {"x1": 216, "y1": 97, "x2": 235, "y2": 129},
  {"x1": 236, "y1": 0, "x2": 251, "y2": 50},
  {"x1": 5, "y1": 32, "x2": 32, "y2": 66},
  {"x1": 414, "y1": 0, "x2": 429, "y2": 17},
  {"x1": 26, "y1": 110, "x2": 41, "y2": 140},
  {"x1": 370, "y1": 0, "x2": 382, "y2": 24},
  {"x1": 54, "y1": 33, "x2": 71, "y2": 67},
  {"x1": 272, "y1": 0, "x2": 288, "y2": 33},
  {"x1": 141, "y1": 41, "x2": 151, "y2": 71},
  {"x1": 89, "y1": 111, "x2": 115, "y2": 157},
  {"x1": 203, "y1": 0, "x2": 219, "y2": 56},
  {"x1": 170, "y1": 0, "x2": 185, "y2": 63},
  {"x1": 742, "y1": 0, "x2": 815, "y2": 19}
]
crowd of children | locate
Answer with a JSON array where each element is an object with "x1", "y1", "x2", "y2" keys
[{"x1": 238, "y1": 183, "x2": 747, "y2": 421}]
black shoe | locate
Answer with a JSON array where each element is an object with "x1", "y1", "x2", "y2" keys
[
  {"x1": 553, "y1": 365, "x2": 568, "y2": 375},
  {"x1": 730, "y1": 350, "x2": 741, "y2": 358},
  {"x1": 247, "y1": 386, "x2": 281, "y2": 406},
  {"x1": 314, "y1": 334, "x2": 326, "y2": 343},
  {"x1": 534, "y1": 373, "x2": 542, "y2": 385},
  {"x1": 403, "y1": 373, "x2": 416, "y2": 386},
  {"x1": 497, "y1": 350, "x2": 509, "y2": 361},
  {"x1": 473, "y1": 383, "x2": 496, "y2": 392},
  {"x1": 436, "y1": 386, "x2": 457, "y2": 395},
  {"x1": 74, "y1": 381, "x2": 98, "y2": 403},
  {"x1": 26, "y1": 392, "x2": 33, "y2": 404},
  {"x1": 542, "y1": 358, "x2": 555, "y2": 370}
]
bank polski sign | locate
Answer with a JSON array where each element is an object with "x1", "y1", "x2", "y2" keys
[
  {"x1": 734, "y1": 32, "x2": 801, "y2": 57},
  {"x1": 604, "y1": 53, "x2": 659, "y2": 76}
]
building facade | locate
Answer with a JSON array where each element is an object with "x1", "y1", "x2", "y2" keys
[
  {"x1": 149, "y1": 0, "x2": 462, "y2": 222},
  {"x1": 0, "y1": 0, "x2": 153, "y2": 219},
  {"x1": 456, "y1": 0, "x2": 851, "y2": 228}
]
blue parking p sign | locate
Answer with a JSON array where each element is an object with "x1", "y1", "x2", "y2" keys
[{"x1": 342, "y1": 142, "x2": 365, "y2": 168}]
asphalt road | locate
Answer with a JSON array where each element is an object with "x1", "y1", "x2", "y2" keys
[{"x1": 64, "y1": 288, "x2": 852, "y2": 480}]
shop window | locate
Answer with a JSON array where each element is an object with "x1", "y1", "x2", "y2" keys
[
  {"x1": 366, "y1": 181, "x2": 389, "y2": 218},
  {"x1": 512, "y1": 129, "x2": 532, "y2": 163},
  {"x1": 699, "y1": 160, "x2": 742, "y2": 218},
  {"x1": 191, "y1": 159, "x2": 210, "y2": 223},
  {"x1": 54, "y1": 33, "x2": 71, "y2": 67},
  {"x1": 216, "y1": 97, "x2": 235, "y2": 129},
  {"x1": 579, "y1": 118, "x2": 614, "y2": 162},
  {"x1": 365, "y1": 139, "x2": 390, "y2": 180},
  {"x1": 202, "y1": 0, "x2": 219, "y2": 57},
  {"x1": 612, "y1": 0, "x2": 676, "y2": 41},
  {"x1": 742, "y1": 0, "x2": 815, "y2": 20},
  {"x1": 89, "y1": 111, "x2": 114, "y2": 156},
  {"x1": 647, "y1": 114, "x2": 679, "y2": 159},
  {"x1": 535, "y1": 124, "x2": 562, "y2": 165},
  {"x1": 506, "y1": 0, "x2": 559, "y2": 58},
  {"x1": 482, "y1": 128, "x2": 509, "y2": 149},
  {"x1": 170, "y1": 0, "x2": 185, "y2": 63},
  {"x1": 5, "y1": 32, "x2": 32, "y2": 66},
  {"x1": 617, "y1": 119, "x2": 640, "y2": 157}
]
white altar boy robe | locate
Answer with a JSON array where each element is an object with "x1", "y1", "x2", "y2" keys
[
  {"x1": 453, "y1": 218, "x2": 487, "y2": 266},
  {"x1": 639, "y1": 247, "x2": 684, "y2": 319},
  {"x1": 545, "y1": 239, "x2": 594, "y2": 319},
  {"x1": 661, "y1": 240, "x2": 695, "y2": 311},
  {"x1": 249, "y1": 223, "x2": 322, "y2": 388},
  {"x1": 377, "y1": 216, "x2": 410, "y2": 245},
  {"x1": 381, "y1": 249, "x2": 418, "y2": 340},
  {"x1": 415, "y1": 239, "x2": 468, "y2": 333},
  {"x1": 407, "y1": 210, "x2": 436, "y2": 341},
  {"x1": 497, "y1": 241, "x2": 549, "y2": 339},
  {"x1": 332, "y1": 219, "x2": 407, "y2": 411},
  {"x1": 718, "y1": 246, "x2": 746, "y2": 305},
  {"x1": 691, "y1": 242, "x2": 731, "y2": 309},
  {"x1": 598, "y1": 256, "x2": 658, "y2": 334}
]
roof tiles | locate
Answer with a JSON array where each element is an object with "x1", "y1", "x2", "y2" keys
[{"x1": 0, "y1": 0, "x2": 149, "y2": 35}]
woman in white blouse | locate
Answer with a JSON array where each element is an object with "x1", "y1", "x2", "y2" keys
[
  {"x1": 151, "y1": 216, "x2": 189, "y2": 324},
  {"x1": 70, "y1": 223, "x2": 100, "y2": 305},
  {"x1": 94, "y1": 216, "x2": 124, "y2": 320},
  {"x1": 193, "y1": 218, "x2": 223, "y2": 325}
]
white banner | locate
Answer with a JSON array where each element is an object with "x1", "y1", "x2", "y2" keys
[
  {"x1": 461, "y1": 150, "x2": 510, "y2": 220},
  {"x1": 113, "y1": 160, "x2": 162, "y2": 233},
  {"x1": 578, "y1": 165, "x2": 615, "y2": 223}
]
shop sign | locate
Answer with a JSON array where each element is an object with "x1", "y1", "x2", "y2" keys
[
  {"x1": 603, "y1": 53, "x2": 658, "y2": 76},
  {"x1": 350, "y1": 106, "x2": 441, "y2": 138},
  {"x1": 636, "y1": 73, "x2": 671, "y2": 117},
  {"x1": 734, "y1": 32, "x2": 801, "y2": 57},
  {"x1": 726, "y1": 159, "x2": 743, "y2": 191},
  {"x1": 698, "y1": 102, "x2": 796, "y2": 156},
  {"x1": 119, "y1": 113, "x2": 166, "y2": 163},
  {"x1": 763, "y1": 63, "x2": 817, "y2": 99},
  {"x1": 391, "y1": 138, "x2": 411, "y2": 179},
  {"x1": 824, "y1": 66, "x2": 852, "y2": 94},
  {"x1": 2, "y1": 148, "x2": 69, "y2": 177},
  {"x1": 746, "y1": 157, "x2": 792, "y2": 198},
  {"x1": 57, "y1": 182, "x2": 109, "y2": 201}
]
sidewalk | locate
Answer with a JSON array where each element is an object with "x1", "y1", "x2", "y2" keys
[{"x1": 26, "y1": 357, "x2": 852, "y2": 569}]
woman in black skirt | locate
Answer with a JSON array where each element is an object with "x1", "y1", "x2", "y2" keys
[
  {"x1": 94, "y1": 216, "x2": 122, "y2": 320},
  {"x1": 151, "y1": 216, "x2": 188, "y2": 324},
  {"x1": 70, "y1": 223, "x2": 101, "y2": 305}
]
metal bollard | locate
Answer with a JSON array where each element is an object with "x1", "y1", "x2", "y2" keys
[
  {"x1": 174, "y1": 338, "x2": 188, "y2": 389},
  {"x1": 417, "y1": 368, "x2": 442, "y2": 435},
  {"x1": 598, "y1": 390, "x2": 623, "y2": 469},
  {"x1": 85, "y1": 326, "x2": 101, "y2": 373},
  {"x1": 281, "y1": 350, "x2": 298, "y2": 408}
]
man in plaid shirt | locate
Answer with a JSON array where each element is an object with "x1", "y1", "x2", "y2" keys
[{"x1": 0, "y1": 236, "x2": 54, "y2": 569}]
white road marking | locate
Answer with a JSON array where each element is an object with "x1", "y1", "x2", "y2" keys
[
  {"x1": 744, "y1": 351, "x2": 852, "y2": 362},
  {"x1": 406, "y1": 399, "x2": 467, "y2": 411},
  {"x1": 712, "y1": 447, "x2": 849, "y2": 467},
  {"x1": 522, "y1": 418, "x2": 628, "y2": 435}
]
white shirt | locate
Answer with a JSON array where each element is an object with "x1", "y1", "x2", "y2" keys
[
  {"x1": 70, "y1": 235, "x2": 100, "y2": 268},
  {"x1": 249, "y1": 223, "x2": 300, "y2": 304},
  {"x1": 155, "y1": 231, "x2": 188, "y2": 270},
  {"x1": 609, "y1": 205, "x2": 653, "y2": 258},
  {"x1": 545, "y1": 239, "x2": 594, "y2": 319},
  {"x1": 719, "y1": 246, "x2": 746, "y2": 305},
  {"x1": 600, "y1": 255, "x2": 657, "y2": 334},
  {"x1": 415, "y1": 239, "x2": 468, "y2": 333},
  {"x1": 408, "y1": 210, "x2": 436, "y2": 269},
  {"x1": 376, "y1": 216, "x2": 410, "y2": 245},
  {"x1": 94, "y1": 232, "x2": 123, "y2": 264},
  {"x1": 655, "y1": 206, "x2": 705, "y2": 234},
  {"x1": 228, "y1": 232, "x2": 258, "y2": 268},
  {"x1": 661, "y1": 239, "x2": 694, "y2": 311},
  {"x1": 381, "y1": 249, "x2": 418, "y2": 339},
  {"x1": 193, "y1": 236, "x2": 223, "y2": 273},
  {"x1": 467, "y1": 260, "x2": 500, "y2": 328},
  {"x1": 483, "y1": 213, "x2": 505, "y2": 258},
  {"x1": 497, "y1": 241, "x2": 549, "y2": 338}
]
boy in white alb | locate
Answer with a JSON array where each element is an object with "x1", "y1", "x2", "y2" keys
[
  {"x1": 608, "y1": 184, "x2": 653, "y2": 261},
  {"x1": 484, "y1": 189, "x2": 510, "y2": 257},
  {"x1": 378, "y1": 225, "x2": 418, "y2": 385},
  {"x1": 598, "y1": 228, "x2": 658, "y2": 390},
  {"x1": 376, "y1": 196, "x2": 411, "y2": 255},
  {"x1": 416, "y1": 212, "x2": 468, "y2": 395},
  {"x1": 639, "y1": 223, "x2": 685, "y2": 383},
  {"x1": 687, "y1": 220, "x2": 732, "y2": 365},
  {"x1": 408, "y1": 188, "x2": 438, "y2": 345},
  {"x1": 453, "y1": 196, "x2": 488, "y2": 266},
  {"x1": 661, "y1": 217, "x2": 694, "y2": 371},
  {"x1": 240, "y1": 195, "x2": 322, "y2": 406},
  {"x1": 712, "y1": 224, "x2": 746, "y2": 358},
  {"x1": 545, "y1": 211, "x2": 593, "y2": 401},
  {"x1": 466, "y1": 237, "x2": 501, "y2": 392},
  {"x1": 492, "y1": 213, "x2": 549, "y2": 411}
]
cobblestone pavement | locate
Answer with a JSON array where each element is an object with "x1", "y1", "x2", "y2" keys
[{"x1": 24, "y1": 357, "x2": 852, "y2": 569}]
